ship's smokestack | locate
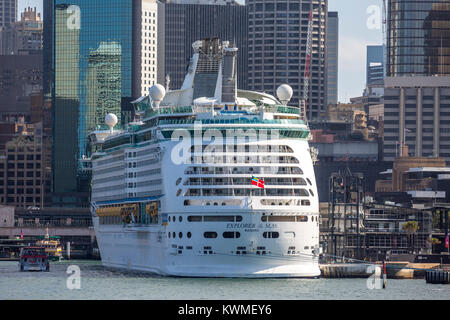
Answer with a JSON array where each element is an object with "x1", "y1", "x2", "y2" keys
[{"x1": 221, "y1": 45, "x2": 238, "y2": 103}]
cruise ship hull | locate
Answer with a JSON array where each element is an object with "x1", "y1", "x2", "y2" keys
[{"x1": 94, "y1": 219, "x2": 321, "y2": 278}]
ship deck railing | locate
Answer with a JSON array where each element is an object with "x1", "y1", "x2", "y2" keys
[
  {"x1": 158, "y1": 118, "x2": 306, "y2": 126},
  {"x1": 140, "y1": 104, "x2": 302, "y2": 119}
]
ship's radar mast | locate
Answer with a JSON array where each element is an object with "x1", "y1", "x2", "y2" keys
[
  {"x1": 149, "y1": 84, "x2": 166, "y2": 110},
  {"x1": 277, "y1": 84, "x2": 293, "y2": 106},
  {"x1": 105, "y1": 113, "x2": 118, "y2": 134}
]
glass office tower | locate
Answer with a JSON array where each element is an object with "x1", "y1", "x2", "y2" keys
[
  {"x1": 387, "y1": 0, "x2": 450, "y2": 76},
  {"x1": 247, "y1": 0, "x2": 328, "y2": 120},
  {"x1": 367, "y1": 45, "x2": 385, "y2": 85},
  {"x1": 327, "y1": 11, "x2": 338, "y2": 105},
  {"x1": 162, "y1": 1, "x2": 248, "y2": 91},
  {"x1": 0, "y1": 0, "x2": 17, "y2": 28},
  {"x1": 51, "y1": 0, "x2": 133, "y2": 206}
]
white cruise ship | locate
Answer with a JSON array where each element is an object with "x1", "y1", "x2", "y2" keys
[{"x1": 89, "y1": 39, "x2": 321, "y2": 277}]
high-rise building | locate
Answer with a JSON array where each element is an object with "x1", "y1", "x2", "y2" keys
[
  {"x1": 0, "y1": 122, "x2": 51, "y2": 208},
  {"x1": 383, "y1": 76, "x2": 450, "y2": 163},
  {"x1": 0, "y1": 7, "x2": 43, "y2": 55},
  {"x1": 367, "y1": 45, "x2": 385, "y2": 86},
  {"x1": 49, "y1": 0, "x2": 159, "y2": 207},
  {"x1": 387, "y1": 0, "x2": 450, "y2": 76},
  {"x1": 327, "y1": 11, "x2": 338, "y2": 105},
  {"x1": 161, "y1": 0, "x2": 248, "y2": 91},
  {"x1": 247, "y1": 0, "x2": 328, "y2": 120},
  {"x1": 0, "y1": 54, "x2": 43, "y2": 122},
  {"x1": 0, "y1": 0, "x2": 17, "y2": 28}
]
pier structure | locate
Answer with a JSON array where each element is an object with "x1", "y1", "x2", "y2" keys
[{"x1": 0, "y1": 206, "x2": 97, "y2": 259}]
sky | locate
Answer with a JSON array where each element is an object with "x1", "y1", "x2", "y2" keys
[{"x1": 19, "y1": 0, "x2": 384, "y2": 103}]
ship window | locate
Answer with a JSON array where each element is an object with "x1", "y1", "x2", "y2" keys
[
  {"x1": 301, "y1": 200, "x2": 310, "y2": 206},
  {"x1": 176, "y1": 189, "x2": 182, "y2": 197},
  {"x1": 204, "y1": 232, "x2": 218, "y2": 239},
  {"x1": 204, "y1": 216, "x2": 234, "y2": 222},
  {"x1": 176, "y1": 178, "x2": 182, "y2": 185},
  {"x1": 306, "y1": 178, "x2": 312, "y2": 185},
  {"x1": 284, "y1": 232, "x2": 295, "y2": 238},
  {"x1": 179, "y1": 216, "x2": 182, "y2": 222},
  {"x1": 236, "y1": 216, "x2": 243, "y2": 222},
  {"x1": 223, "y1": 232, "x2": 241, "y2": 239},
  {"x1": 172, "y1": 232, "x2": 176, "y2": 238},
  {"x1": 188, "y1": 216, "x2": 202, "y2": 222},
  {"x1": 263, "y1": 232, "x2": 279, "y2": 239},
  {"x1": 168, "y1": 216, "x2": 171, "y2": 222},
  {"x1": 187, "y1": 232, "x2": 192, "y2": 238},
  {"x1": 296, "y1": 216, "x2": 308, "y2": 222},
  {"x1": 179, "y1": 232, "x2": 183, "y2": 238},
  {"x1": 264, "y1": 216, "x2": 296, "y2": 222}
]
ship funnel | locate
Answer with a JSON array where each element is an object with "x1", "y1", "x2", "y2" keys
[
  {"x1": 277, "y1": 84, "x2": 293, "y2": 106},
  {"x1": 105, "y1": 113, "x2": 118, "y2": 134},
  {"x1": 221, "y1": 45, "x2": 238, "y2": 103},
  {"x1": 149, "y1": 84, "x2": 166, "y2": 110}
]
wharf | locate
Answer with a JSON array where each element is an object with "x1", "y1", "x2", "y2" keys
[{"x1": 320, "y1": 262, "x2": 450, "y2": 279}]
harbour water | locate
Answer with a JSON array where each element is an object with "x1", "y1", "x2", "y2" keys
[{"x1": 0, "y1": 260, "x2": 448, "y2": 300}]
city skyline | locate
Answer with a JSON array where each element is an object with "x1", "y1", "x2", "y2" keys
[{"x1": 18, "y1": 0, "x2": 384, "y2": 102}]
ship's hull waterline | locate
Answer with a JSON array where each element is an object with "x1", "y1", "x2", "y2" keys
[{"x1": 94, "y1": 219, "x2": 321, "y2": 278}]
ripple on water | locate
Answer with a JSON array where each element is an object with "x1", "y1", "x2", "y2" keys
[{"x1": 1, "y1": 261, "x2": 449, "y2": 300}]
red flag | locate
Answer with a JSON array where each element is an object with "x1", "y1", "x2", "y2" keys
[
  {"x1": 20, "y1": 230, "x2": 23, "y2": 240},
  {"x1": 446, "y1": 234, "x2": 449, "y2": 249},
  {"x1": 251, "y1": 176, "x2": 265, "y2": 189}
]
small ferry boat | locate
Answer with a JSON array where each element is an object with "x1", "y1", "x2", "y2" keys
[
  {"x1": 19, "y1": 247, "x2": 50, "y2": 272},
  {"x1": 35, "y1": 229, "x2": 63, "y2": 261}
]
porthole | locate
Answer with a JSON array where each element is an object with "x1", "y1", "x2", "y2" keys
[
  {"x1": 187, "y1": 232, "x2": 192, "y2": 238},
  {"x1": 204, "y1": 232, "x2": 218, "y2": 239},
  {"x1": 179, "y1": 232, "x2": 183, "y2": 238},
  {"x1": 263, "y1": 232, "x2": 279, "y2": 239},
  {"x1": 168, "y1": 232, "x2": 171, "y2": 238},
  {"x1": 168, "y1": 216, "x2": 171, "y2": 222},
  {"x1": 301, "y1": 200, "x2": 311, "y2": 206},
  {"x1": 179, "y1": 216, "x2": 182, "y2": 222}
]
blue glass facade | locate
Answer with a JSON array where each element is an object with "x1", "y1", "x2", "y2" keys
[
  {"x1": 52, "y1": 0, "x2": 134, "y2": 205},
  {"x1": 387, "y1": 0, "x2": 450, "y2": 76},
  {"x1": 366, "y1": 45, "x2": 385, "y2": 85}
]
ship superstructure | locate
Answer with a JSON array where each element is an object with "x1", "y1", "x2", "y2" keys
[{"x1": 89, "y1": 39, "x2": 320, "y2": 277}]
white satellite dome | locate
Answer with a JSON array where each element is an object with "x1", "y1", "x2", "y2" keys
[
  {"x1": 105, "y1": 113, "x2": 118, "y2": 133},
  {"x1": 277, "y1": 84, "x2": 293, "y2": 105},
  {"x1": 149, "y1": 84, "x2": 166, "y2": 102}
]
